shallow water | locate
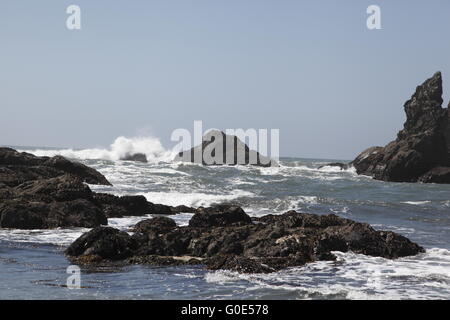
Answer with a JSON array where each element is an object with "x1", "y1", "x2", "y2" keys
[{"x1": 1, "y1": 149, "x2": 450, "y2": 300}]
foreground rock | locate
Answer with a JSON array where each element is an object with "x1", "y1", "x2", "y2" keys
[
  {"x1": 0, "y1": 148, "x2": 197, "y2": 229},
  {"x1": 0, "y1": 175, "x2": 107, "y2": 229},
  {"x1": 0, "y1": 148, "x2": 112, "y2": 228},
  {"x1": 65, "y1": 206, "x2": 424, "y2": 273},
  {"x1": 0, "y1": 148, "x2": 111, "y2": 186},
  {"x1": 174, "y1": 130, "x2": 277, "y2": 167},
  {"x1": 351, "y1": 72, "x2": 450, "y2": 183}
]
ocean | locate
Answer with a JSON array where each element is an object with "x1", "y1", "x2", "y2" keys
[{"x1": 1, "y1": 140, "x2": 450, "y2": 300}]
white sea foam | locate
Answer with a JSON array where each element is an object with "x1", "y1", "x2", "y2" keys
[
  {"x1": 320, "y1": 166, "x2": 356, "y2": 174},
  {"x1": 402, "y1": 201, "x2": 432, "y2": 205},
  {"x1": 22, "y1": 136, "x2": 176, "y2": 163},
  {"x1": 0, "y1": 228, "x2": 89, "y2": 246},
  {"x1": 298, "y1": 196, "x2": 318, "y2": 205},
  {"x1": 254, "y1": 163, "x2": 357, "y2": 183},
  {"x1": 205, "y1": 248, "x2": 450, "y2": 300},
  {"x1": 0, "y1": 215, "x2": 153, "y2": 246},
  {"x1": 142, "y1": 190, "x2": 255, "y2": 207},
  {"x1": 228, "y1": 177, "x2": 257, "y2": 186}
]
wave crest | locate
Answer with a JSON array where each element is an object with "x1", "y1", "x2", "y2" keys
[{"x1": 23, "y1": 136, "x2": 176, "y2": 163}]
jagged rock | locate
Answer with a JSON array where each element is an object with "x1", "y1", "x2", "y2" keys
[
  {"x1": 174, "y1": 130, "x2": 277, "y2": 167},
  {"x1": 43, "y1": 156, "x2": 112, "y2": 186},
  {"x1": 351, "y1": 72, "x2": 450, "y2": 183},
  {"x1": 0, "y1": 148, "x2": 111, "y2": 186},
  {"x1": 14, "y1": 175, "x2": 94, "y2": 203},
  {"x1": 189, "y1": 205, "x2": 252, "y2": 228},
  {"x1": 66, "y1": 208, "x2": 425, "y2": 273},
  {"x1": 0, "y1": 175, "x2": 108, "y2": 229},
  {"x1": 0, "y1": 198, "x2": 107, "y2": 229},
  {"x1": 65, "y1": 227, "x2": 137, "y2": 260},
  {"x1": 418, "y1": 166, "x2": 450, "y2": 183},
  {"x1": 120, "y1": 153, "x2": 148, "y2": 163},
  {"x1": 0, "y1": 147, "x2": 196, "y2": 229},
  {"x1": 0, "y1": 175, "x2": 177, "y2": 228}
]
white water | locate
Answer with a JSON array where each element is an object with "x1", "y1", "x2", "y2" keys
[
  {"x1": 23, "y1": 136, "x2": 177, "y2": 164},
  {"x1": 142, "y1": 190, "x2": 256, "y2": 207},
  {"x1": 205, "y1": 249, "x2": 450, "y2": 300},
  {"x1": 4, "y1": 140, "x2": 450, "y2": 299}
]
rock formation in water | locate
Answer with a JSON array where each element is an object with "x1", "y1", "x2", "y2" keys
[
  {"x1": 174, "y1": 130, "x2": 277, "y2": 167},
  {"x1": 0, "y1": 148, "x2": 197, "y2": 229},
  {"x1": 65, "y1": 205, "x2": 424, "y2": 273},
  {"x1": 351, "y1": 72, "x2": 450, "y2": 183},
  {"x1": 119, "y1": 153, "x2": 148, "y2": 163}
]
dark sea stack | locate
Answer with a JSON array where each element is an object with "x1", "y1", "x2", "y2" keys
[
  {"x1": 351, "y1": 72, "x2": 450, "y2": 183},
  {"x1": 66, "y1": 208, "x2": 425, "y2": 273},
  {"x1": 120, "y1": 153, "x2": 148, "y2": 163},
  {"x1": 174, "y1": 130, "x2": 277, "y2": 167}
]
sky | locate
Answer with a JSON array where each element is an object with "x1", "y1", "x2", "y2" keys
[{"x1": 1, "y1": 0, "x2": 450, "y2": 159}]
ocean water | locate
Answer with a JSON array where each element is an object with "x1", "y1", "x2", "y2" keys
[{"x1": 1, "y1": 141, "x2": 450, "y2": 300}]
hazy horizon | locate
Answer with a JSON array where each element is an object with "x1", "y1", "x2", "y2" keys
[{"x1": 2, "y1": 1, "x2": 450, "y2": 159}]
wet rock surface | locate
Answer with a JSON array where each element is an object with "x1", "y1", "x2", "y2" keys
[
  {"x1": 65, "y1": 207, "x2": 425, "y2": 273},
  {"x1": 0, "y1": 148, "x2": 197, "y2": 229},
  {"x1": 0, "y1": 175, "x2": 107, "y2": 229},
  {"x1": 351, "y1": 72, "x2": 450, "y2": 183},
  {"x1": 0, "y1": 148, "x2": 111, "y2": 187}
]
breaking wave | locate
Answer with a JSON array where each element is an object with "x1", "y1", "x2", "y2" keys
[
  {"x1": 22, "y1": 136, "x2": 176, "y2": 163},
  {"x1": 142, "y1": 190, "x2": 256, "y2": 207},
  {"x1": 205, "y1": 248, "x2": 450, "y2": 299}
]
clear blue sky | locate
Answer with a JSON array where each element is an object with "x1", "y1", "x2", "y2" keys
[{"x1": 1, "y1": 0, "x2": 449, "y2": 159}]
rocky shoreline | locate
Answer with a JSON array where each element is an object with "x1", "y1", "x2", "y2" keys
[
  {"x1": 65, "y1": 206, "x2": 424, "y2": 273},
  {"x1": 0, "y1": 147, "x2": 425, "y2": 273},
  {"x1": 0, "y1": 147, "x2": 197, "y2": 229}
]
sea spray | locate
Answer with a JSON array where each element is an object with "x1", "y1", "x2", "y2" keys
[{"x1": 22, "y1": 136, "x2": 177, "y2": 163}]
